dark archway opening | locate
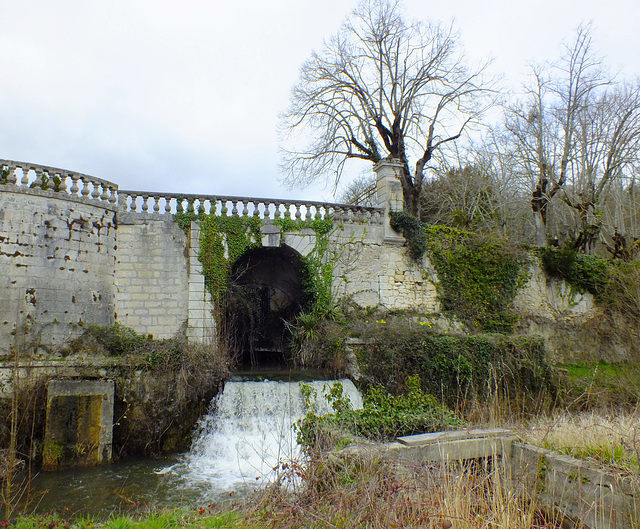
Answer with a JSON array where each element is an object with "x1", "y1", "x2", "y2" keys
[{"x1": 224, "y1": 245, "x2": 307, "y2": 369}]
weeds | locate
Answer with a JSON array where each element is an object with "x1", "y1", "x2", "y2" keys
[{"x1": 523, "y1": 411, "x2": 640, "y2": 473}]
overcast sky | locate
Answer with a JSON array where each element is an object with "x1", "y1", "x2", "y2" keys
[{"x1": 1, "y1": 0, "x2": 639, "y2": 202}]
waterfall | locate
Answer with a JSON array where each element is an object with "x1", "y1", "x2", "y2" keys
[{"x1": 178, "y1": 378, "x2": 362, "y2": 492}]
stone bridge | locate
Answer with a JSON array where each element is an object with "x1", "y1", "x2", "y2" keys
[{"x1": 0, "y1": 159, "x2": 437, "y2": 364}]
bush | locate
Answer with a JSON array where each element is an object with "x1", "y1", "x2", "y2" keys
[
  {"x1": 77, "y1": 323, "x2": 148, "y2": 356},
  {"x1": 351, "y1": 317, "x2": 554, "y2": 413},
  {"x1": 538, "y1": 246, "x2": 610, "y2": 297},
  {"x1": 296, "y1": 376, "x2": 465, "y2": 450}
]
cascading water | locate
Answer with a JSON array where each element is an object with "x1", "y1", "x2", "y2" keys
[
  {"x1": 22, "y1": 377, "x2": 362, "y2": 516},
  {"x1": 170, "y1": 377, "x2": 363, "y2": 495}
]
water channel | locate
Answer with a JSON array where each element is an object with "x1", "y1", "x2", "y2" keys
[{"x1": 17, "y1": 374, "x2": 363, "y2": 519}]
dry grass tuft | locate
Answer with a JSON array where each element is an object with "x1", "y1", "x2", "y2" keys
[
  {"x1": 522, "y1": 411, "x2": 640, "y2": 472},
  {"x1": 235, "y1": 450, "x2": 559, "y2": 529}
]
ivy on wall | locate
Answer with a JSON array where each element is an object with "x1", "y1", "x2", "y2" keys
[
  {"x1": 425, "y1": 225, "x2": 528, "y2": 333},
  {"x1": 274, "y1": 217, "x2": 335, "y2": 317},
  {"x1": 389, "y1": 212, "x2": 528, "y2": 333},
  {"x1": 174, "y1": 208, "x2": 262, "y2": 303},
  {"x1": 175, "y1": 208, "x2": 336, "y2": 315}
]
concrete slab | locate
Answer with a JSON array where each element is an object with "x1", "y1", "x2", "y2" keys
[{"x1": 397, "y1": 427, "x2": 513, "y2": 446}]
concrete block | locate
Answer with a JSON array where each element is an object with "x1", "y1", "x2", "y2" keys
[{"x1": 43, "y1": 379, "x2": 114, "y2": 470}]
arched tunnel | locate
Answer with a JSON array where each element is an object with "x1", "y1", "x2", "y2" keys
[{"x1": 223, "y1": 245, "x2": 307, "y2": 368}]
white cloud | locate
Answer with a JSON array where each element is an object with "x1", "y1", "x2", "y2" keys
[{"x1": 1, "y1": 0, "x2": 638, "y2": 201}]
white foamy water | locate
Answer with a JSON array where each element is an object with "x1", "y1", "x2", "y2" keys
[{"x1": 172, "y1": 378, "x2": 362, "y2": 492}]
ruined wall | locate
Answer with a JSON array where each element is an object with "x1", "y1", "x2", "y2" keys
[
  {"x1": 0, "y1": 187, "x2": 117, "y2": 356},
  {"x1": 114, "y1": 213, "x2": 190, "y2": 340}
]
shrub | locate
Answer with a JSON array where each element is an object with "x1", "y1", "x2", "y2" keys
[
  {"x1": 351, "y1": 317, "x2": 554, "y2": 413},
  {"x1": 296, "y1": 376, "x2": 465, "y2": 450},
  {"x1": 74, "y1": 323, "x2": 148, "y2": 356},
  {"x1": 538, "y1": 246, "x2": 610, "y2": 297}
]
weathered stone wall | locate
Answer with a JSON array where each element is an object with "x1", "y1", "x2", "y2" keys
[
  {"x1": 279, "y1": 222, "x2": 439, "y2": 312},
  {"x1": 0, "y1": 187, "x2": 117, "y2": 356},
  {"x1": 114, "y1": 213, "x2": 189, "y2": 339},
  {"x1": 513, "y1": 262, "x2": 629, "y2": 362}
]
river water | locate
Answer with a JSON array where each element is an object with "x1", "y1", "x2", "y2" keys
[{"x1": 17, "y1": 376, "x2": 362, "y2": 518}]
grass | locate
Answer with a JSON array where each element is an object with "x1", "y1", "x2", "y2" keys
[
  {"x1": 229, "y1": 452, "x2": 554, "y2": 529},
  {"x1": 558, "y1": 361, "x2": 640, "y2": 407},
  {"x1": 9, "y1": 510, "x2": 242, "y2": 529},
  {"x1": 522, "y1": 411, "x2": 640, "y2": 473}
]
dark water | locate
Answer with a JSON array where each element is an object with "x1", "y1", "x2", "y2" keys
[{"x1": 12, "y1": 455, "x2": 234, "y2": 520}]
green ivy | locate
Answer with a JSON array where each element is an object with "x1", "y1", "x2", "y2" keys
[
  {"x1": 425, "y1": 226, "x2": 528, "y2": 332},
  {"x1": 175, "y1": 209, "x2": 335, "y2": 314},
  {"x1": 389, "y1": 211, "x2": 427, "y2": 260},
  {"x1": 274, "y1": 216, "x2": 334, "y2": 236},
  {"x1": 197, "y1": 214, "x2": 263, "y2": 303},
  {"x1": 537, "y1": 246, "x2": 609, "y2": 297},
  {"x1": 274, "y1": 217, "x2": 336, "y2": 318}
]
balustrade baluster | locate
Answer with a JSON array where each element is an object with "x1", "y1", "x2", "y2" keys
[
  {"x1": 70, "y1": 176, "x2": 80, "y2": 195},
  {"x1": 100, "y1": 185, "x2": 109, "y2": 201},
  {"x1": 91, "y1": 183, "x2": 101, "y2": 200},
  {"x1": 240, "y1": 200, "x2": 248, "y2": 217},
  {"x1": 273, "y1": 202, "x2": 281, "y2": 219},
  {"x1": 252, "y1": 202, "x2": 261, "y2": 218},
  {"x1": 129, "y1": 194, "x2": 139, "y2": 212},
  {"x1": 231, "y1": 200, "x2": 238, "y2": 216},
  {"x1": 57, "y1": 173, "x2": 67, "y2": 192},
  {"x1": 7, "y1": 167, "x2": 17, "y2": 185},
  {"x1": 108, "y1": 187, "x2": 118, "y2": 205},
  {"x1": 153, "y1": 197, "x2": 161, "y2": 213},
  {"x1": 20, "y1": 168, "x2": 29, "y2": 186},
  {"x1": 305, "y1": 206, "x2": 312, "y2": 221},
  {"x1": 220, "y1": 200, "x2": 228, "y2": 216},
  {"x1": 141, "y1": 195, "x2": 150, "y2": 213},
  {"x1": 165, "y1": 198, "x2": 172, "y2": 213},
  {"x1": 33, "y1": 169, "x2": 43, "y2": 188},
  {"x1": 294, "y1": 204, "x2": 302, "y2": 220},
  {"x1": 81, "y1": 178, "x2": 91, "y2": 198}
]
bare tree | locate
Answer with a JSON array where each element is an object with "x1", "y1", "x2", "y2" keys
[
  {"x1": 563, "y1": 82, "x2": 640, "y2": 252},
  {"x1": 503, "y1": 23, "x2": 607, "y2": 246},
  {"x1": 280, "y1": 0, "x2": 494, "y2": 217},
  {"x1": 338, "y1": 173, "x2": 377, "y2": 206}
]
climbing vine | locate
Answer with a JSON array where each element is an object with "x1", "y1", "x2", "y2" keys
[
  {"x1": 174, "y1": 208, "x2": 336, "y2": 314},
  {"x1": 174, "y1": 208, "x2": 262, "y2": 303},
  {"x1": 389, "y1": 212, "x2": 528, "y2": 332},
  {"x1": 424, "y1": 225, "x2": 528, "y2": 332},
  {"x1": 274, "y1": 217, "x2": 335, "y2": 317}
]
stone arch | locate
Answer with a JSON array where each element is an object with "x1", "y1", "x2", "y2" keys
[{"x1": 224, "y1": 245, "x2": 307, "y2": 368}]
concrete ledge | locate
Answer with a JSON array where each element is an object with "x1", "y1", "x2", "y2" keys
[{"x1": 397, "y1": 427, "x2": 513, "y2": 446}]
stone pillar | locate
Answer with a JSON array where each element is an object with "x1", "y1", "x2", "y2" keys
[
  {"x1": 43, "y1": 379, "x2": 114, "y2": 470},
  {"x1": 374, "y1": 158, "x2": 405, "y2": 243}
]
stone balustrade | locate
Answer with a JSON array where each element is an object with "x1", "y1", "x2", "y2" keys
[
  {"x1": 117, "y1": 190, "x2": 384, "y2": 224},
  {"x1": 0, "y1": 159, "x2": 384, "y2": 225},
  {"x1": 0, "y1": 159, "x2": 119, "y2": 206}
]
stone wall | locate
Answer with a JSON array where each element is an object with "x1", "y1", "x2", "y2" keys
[
  {"x1": 273, "y1": 222, "x2": 439, "y2": 312},
  {"x1": 114, "y1": 213, "x2": 189, "y2": 339},
  {"x1": 0, "y1": 187, "x2": 117, "y2": 356},
  {"x1": 513, "y1": 262, "x2": 629, "y2": 362}
]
